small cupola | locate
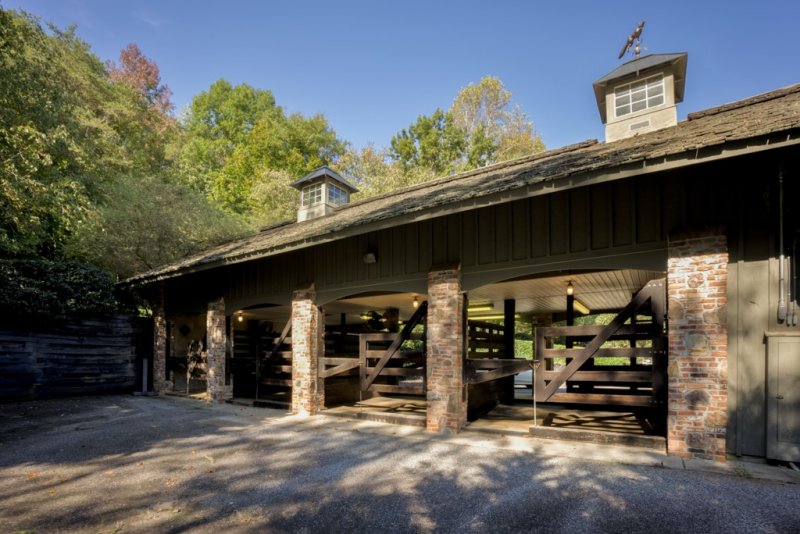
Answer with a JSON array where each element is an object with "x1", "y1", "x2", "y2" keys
[
  {"x1": 593, "y1": 52, "x2": 688, "y2": 142},
  {"x1": 290, "y1": 166, "x2": 359, "y2": 222}
]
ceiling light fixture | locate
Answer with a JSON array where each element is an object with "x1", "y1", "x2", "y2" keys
[
  {"x1": 467, "y1": 304, "x2": 494, "y2": 313},
  {"x1": 573, "y1": 299, "x2": 591, "y2": 315},
  {"x1": 468, "y1": 313, "x2": 520, "y2": 321}
]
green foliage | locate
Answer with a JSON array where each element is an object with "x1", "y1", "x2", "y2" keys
[
  {"x1": 245, "y1": 168, "x2": 299, "y2": 227},
  {"x1": 213, "y1": 111, "x2": 343, "y2": 214},
  {"x1": 387, "y1": 76, "x2": 544, "y2": 178},
  {"x1": 335, "y1": 144, "x2": 435, "y2": 198},
  {"x1": 67, "y1": 173, "x2": 248, "y2": 279},
  {"x1": 176, "y1": 79, "x2": 279, "y2": 195},
  {"x1": 1, "y1": 8, "x2": 548, "y2": 284},
  {"x1": 176, "y1": 79, "x2": 344, "y2": 216},
  {"x1": 0, "y1": 259, "x2": 120, "y2": 320},
  {"x1": 0, "y1": 9, "x2": 176, "y2": 263},
  {"x1": 1, "y1": 10, "x2": 101, "y2": 258},
  {"x1": 389, "y1": 109, "x2": 465, "y2": 175},
  {"x1": 450, "y1": 76, "x2": 545, "y2": 164}
]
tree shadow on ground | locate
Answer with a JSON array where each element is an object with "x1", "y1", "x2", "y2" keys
[{"x1": 0, "y1": 395, "x2": 797, "y2": 533}]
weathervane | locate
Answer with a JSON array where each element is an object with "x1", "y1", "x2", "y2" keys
[{"x1": 618, "y1": 21, "x2": 646, "y2": 59}]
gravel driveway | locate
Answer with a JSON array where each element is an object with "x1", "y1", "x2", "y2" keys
[{"x1": 1, "y1": 395, "x2": 798, "y2": 533}]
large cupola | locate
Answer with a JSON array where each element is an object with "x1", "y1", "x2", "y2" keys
[
  {"x1": 291, "y1": 166, "x2": 359, "y2": 222},
  {"x1": 593, "y1": 52, "x2": 688, "y2": 142}
]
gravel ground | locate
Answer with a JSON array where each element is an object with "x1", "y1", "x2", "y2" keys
[{"x1": 0, "y1": 395, "x2": 798, "y2": 533}]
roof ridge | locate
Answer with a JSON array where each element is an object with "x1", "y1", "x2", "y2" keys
[
  {"x1": 688, "y1": 83, "x2": 800, "y2": 121},
  {"x1": 122, "y1": 82, "x2": 800, "y2": 285},
  {"x1": 337, "y1": 139, "x2": 599, "y2": 213}
]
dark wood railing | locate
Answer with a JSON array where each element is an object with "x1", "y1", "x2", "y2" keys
[
  {"x1": 359, "y1": 301, "x2": 428, "y2": 395},
  {"x1": 533, "y1": 278, "x2": 667, "y2": 407}
]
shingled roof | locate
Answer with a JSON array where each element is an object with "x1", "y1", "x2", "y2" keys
[{"x1": 125, "y1": 83, "x2": 800, "y2": 286}]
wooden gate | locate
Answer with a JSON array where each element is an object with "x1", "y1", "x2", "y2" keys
[
  {"x1": 254, "y1": 320, "x2": 293, "y2": 405},
  {"x1": 534, "y1": 278, "x2": 667, "y2": 407},
  {"x1": 359, "y1": 301, "x2": 428, "y2": 395}
]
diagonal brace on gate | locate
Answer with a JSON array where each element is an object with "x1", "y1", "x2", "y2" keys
[
  {"x1": 536, "y1": 279, "x2": 665, "y2": 401},
  {"x1": 362, "y1": 300, "x2": 428, "y2": 390}
]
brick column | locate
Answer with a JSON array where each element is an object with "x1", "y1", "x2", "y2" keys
[
  {"x1": 152, "y1": 286, "x2": 171, "y2": 394},
  {"x1": 667, "y1": 229, "x2": 728, "y2": 461},
  {"x1": 426, "y1": 264, "x2": 467, "y2": 433},
  {"x1": 206, "y1": 296, "x2": 232, "y2": 402},
  {"x1": 291, "y1": 286, "x2": 324, "y2": 415}
]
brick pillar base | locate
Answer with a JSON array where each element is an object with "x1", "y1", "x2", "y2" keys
[
  {"x1": 667, "y1": 228, "x2": 728, "y2": 461},
  {"x1": 207, "y1": 297, "x2": 232, "y2": 402},
  {"x1": 426, "y1": 264, "x2": 467, "y2": 433},
  {"x1": 291, "y1": 286, "x2": 324, "y2": 415}
]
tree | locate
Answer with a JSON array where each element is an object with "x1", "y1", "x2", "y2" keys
[
  {"x1": 0, "y1": 8, "x2": 234, "y2": 279},
  {"x1": 335, "y1": 144, "x2": 435, "y2": 198},
  {"x1": 176, "y1": 79, "x2": 279, "y2": 196},
  {"x1": 389, "y1": 109, "x2": 465, "y2": 175},
  {"x1": 449, "y1": 76, "x2": 544, "y2": 165},
  {"x1": 246, "y1": 168, "x2": 299, "y2": 228},
  {"x1": 388, "y1": 76, "x2": 544, "y2": 178},
  {"x1": 0, "y1": 9, "x2": 129, "y2": 258},
  {"x1": 67, "y1": 173, "x2": 247, "y2": 279},
  {"x1": 108, "y1": 43, "x2": 173, "y2": 116},
  {"x1": 177, "y1": 79, "x2": 344, "y2": 215}
]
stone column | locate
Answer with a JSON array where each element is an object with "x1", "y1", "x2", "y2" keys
[
  {"x1": 291, "y1": 285, "x2": 324, "y2": 415},
  {"x1": 426, "y1": 264, "x2": 467, "y2": 433},
  {"x1": 667, "y1": 228, "x2": 728, "y2": 461},
  {"x1": 206, "y1": 296, "x2": 232, "y2": 402},
  {"x1": 152, "y1": 285, "x2": 171, "y2": 394}
]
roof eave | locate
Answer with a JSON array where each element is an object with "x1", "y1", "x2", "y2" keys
[{"x1": 121, "y1": 129, "x2": 800, "y2": 288}]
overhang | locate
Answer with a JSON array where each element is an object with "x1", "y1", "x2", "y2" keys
[{"x1": 123, "y1": 83, "x2": 800, "y2": 287}]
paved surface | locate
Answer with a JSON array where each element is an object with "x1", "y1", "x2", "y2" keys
[{"x1": 1, "y1": 395, "x2": 798, "y2": 533}]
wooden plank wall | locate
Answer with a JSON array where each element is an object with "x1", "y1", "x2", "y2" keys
[
  {"x1": 222, "y1": 171, "x2": 690, "y2": 306},
  {"x1": 0, "y1": 315, "x2": 140, "y2": 399}
]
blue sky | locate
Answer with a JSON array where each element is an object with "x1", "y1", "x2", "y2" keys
[{"x1": 5, "y1": 1, "x2": 799, "y2": 151}]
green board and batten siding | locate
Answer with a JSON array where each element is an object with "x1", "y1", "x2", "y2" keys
[
  {"x1": 219, "y1": 172, "x2": 686, "y2": 309},
  {"x1": 164, "y1": 151, "x2": 800, "y2": 459}
]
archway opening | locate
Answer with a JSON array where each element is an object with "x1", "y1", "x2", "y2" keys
[{"x1": 464, "y1": 268, "x2": 668, "y2": 445}]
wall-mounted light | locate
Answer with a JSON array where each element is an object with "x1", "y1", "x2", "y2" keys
[
  {"x1": 467, "y1": 304, "x2": 494, "y2": 313},
  {"x1": 363, "y1": 252, "x2": 377, "y2": 264},
  {"x1": 566, "y1": 281, "x2": 574, "y2": 296},
  {"x1": 412, "y1": 296, "x2": 419, "y2": 309}
]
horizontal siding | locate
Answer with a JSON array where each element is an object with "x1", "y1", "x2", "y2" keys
[{"x1": 0, "y1": 316, "x2": 140, "y2": 400}]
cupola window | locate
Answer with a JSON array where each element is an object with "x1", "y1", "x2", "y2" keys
[
  {"x1": 614, "y1": 74, "x2": 664, "y2": 118},
  {"x1": 327, "y1": 183, "x2": 349, "y2": 207},
  {"x1": 301, "y1": 183, "x2": 323, "y2": 207}
]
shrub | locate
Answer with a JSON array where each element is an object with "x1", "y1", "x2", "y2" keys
[{"x1": 0, "y1": 259, "x2": 121, "y2": 321}]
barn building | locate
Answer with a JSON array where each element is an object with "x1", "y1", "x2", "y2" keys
[{"x1": 126, "y1": 54, "x2": 800, "y2": 463}]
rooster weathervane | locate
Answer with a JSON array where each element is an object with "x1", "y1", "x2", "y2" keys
[{"x1": 618, "y1": 21, "x2": 646, "y2": 59}]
